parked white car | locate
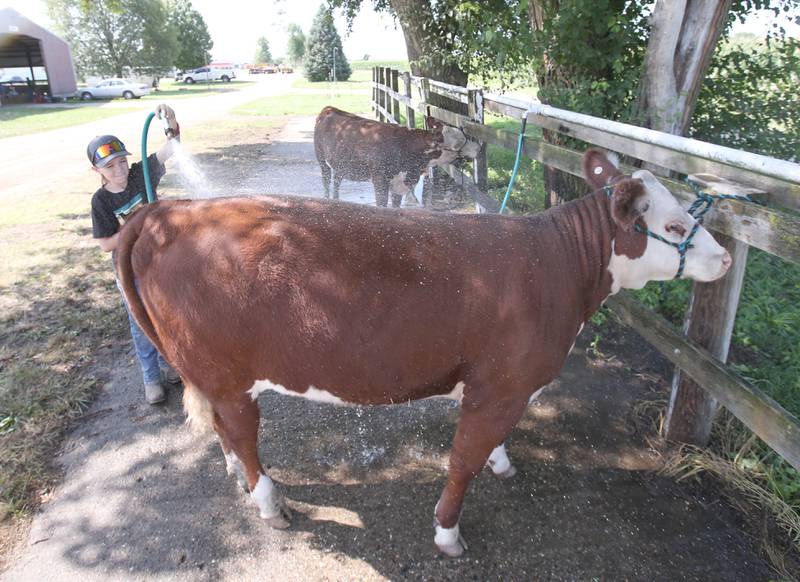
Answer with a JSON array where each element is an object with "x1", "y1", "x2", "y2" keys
[
  {"x1": 182, "y1": 66, "x2": 235, "y2": 83},
  {"x1": 79, "y1": 78, "x2": 151, "y2": 100}
]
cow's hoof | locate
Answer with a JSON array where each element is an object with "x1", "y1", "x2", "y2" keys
[
  {"x1": 494, "y1": 464, "x2": 517, "y2": 479},
  {"x1": 434, "y1": 523, "x2": 467, "y2": 557},
  {"x1": 436, "y1": 534, "x2": 467, "y2": 558},
  {"x1": 264, "y1": 502, "x2": 292, "y2": 529}
]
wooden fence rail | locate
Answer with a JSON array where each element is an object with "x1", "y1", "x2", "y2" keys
[{"x1": 372, "y1": 67, "x2": 800, "y2": 471}]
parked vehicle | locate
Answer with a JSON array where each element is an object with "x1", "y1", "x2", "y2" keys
[
  {"x1": 79, "y1": 78, "x2": 151, "y2": 100},
  {"x1": 182, "y1": 66, "x2": 235, "y2": 83}
]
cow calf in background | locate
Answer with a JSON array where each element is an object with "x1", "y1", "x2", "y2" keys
[{"x1": 314, "y1": 106, "x2": 480, "y2": 207}]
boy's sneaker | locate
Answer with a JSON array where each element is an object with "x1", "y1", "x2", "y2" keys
[
  {"x1": 161, "y1": 366, "x2": 181, "y2": 385},
  {"x1": 145, "y1": 382, "x2": 166, "y2": 405}
]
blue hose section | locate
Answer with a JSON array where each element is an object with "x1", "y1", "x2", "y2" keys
[
  {"x1": 141, "y1": 111, "x2": 156, "y2": 203},
  {"x1": 498, "y1": 116, "x2": 528, "y2": 214}
]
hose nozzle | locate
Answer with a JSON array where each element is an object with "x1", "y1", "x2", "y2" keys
[{"x1": 159, "y1": 111, "x2": 175, "y2": 138}]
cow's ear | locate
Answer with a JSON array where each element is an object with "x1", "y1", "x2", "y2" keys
[
  {"x1": 610, "y1": 178, "x2": 649, "y2": 231},
  {"x1": 426, "y1": 116, "x2": 443, "y2": 132},
  {"x1": 583, "y1": 149, "x2": 623, "y2": 190}
]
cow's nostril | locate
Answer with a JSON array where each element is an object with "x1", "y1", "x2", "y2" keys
[{"x1": 722, "y1": 251, "x2": 732, "y2": 269}]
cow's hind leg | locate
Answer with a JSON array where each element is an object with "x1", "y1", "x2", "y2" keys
[
  {"x1": 213, "y1": 393, "x2": 292, "y2": 529},
  {"x1": 319, "y1": 162, "x2": 331, "y2": 198},
  {"x1": 332, "y1": 173, "x2": 343, "y2": 200},
  {"x1": 485, "y1": 442, "x2": 517, "y2": 478},
  {"x1": 391, "y1": 193, "x2": 403, "y2": 208},
  {"x1": 372, "y1": 176, "x2": 390, "y2": 207},
  {"x1": 435, "y1": 398, "x2": 527, "y2": 557},
  {"x1": 214, "y1": 413, "x2": 248, "y2": 491}
]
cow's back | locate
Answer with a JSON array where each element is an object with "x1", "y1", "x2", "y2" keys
[{"x1": 122, "y1": 196, "x2": 572, "y2": 405}]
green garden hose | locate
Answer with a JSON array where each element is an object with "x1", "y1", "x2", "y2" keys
[{"x1": 141, "y1": 111, "x2": 157, "y2": 204}]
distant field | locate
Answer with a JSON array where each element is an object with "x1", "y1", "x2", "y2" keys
[
  {"x1": 141, "y1": 79, "x2": 256, "y2": 100},
  {"x1": 234, "y1": 92, "x2": 371, "y2": 117}
]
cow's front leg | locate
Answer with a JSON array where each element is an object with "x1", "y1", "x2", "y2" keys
[
  {"x1": 214, "y1": 395, "x2": 292, "y2": 529},
  {"x1": 435, "y1": 398, "x2": 526, "y2": 557}
]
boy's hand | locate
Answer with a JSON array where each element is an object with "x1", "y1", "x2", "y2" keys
[{"x1": 155, "y1": 103, "x2": 179, "y2": 137}]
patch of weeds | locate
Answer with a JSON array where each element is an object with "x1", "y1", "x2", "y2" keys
[
  {"x1": 0, "y1": 222, "x2": 127, "y2": 514},
  {"x1": 662, "y1": 411, "x2": 800, "y2": 568}
]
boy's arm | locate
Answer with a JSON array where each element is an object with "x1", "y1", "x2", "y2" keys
[
  {"x1": 155, "y1": 139, "x2": 177, "y2": 164},
  {"x1": 97, "y1": 233, "x2": 119, "y2": 252}
]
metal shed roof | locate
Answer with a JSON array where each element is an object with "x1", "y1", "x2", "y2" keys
[{"x1": 0, "y1": 8, "x2": 77, "y2": 97}]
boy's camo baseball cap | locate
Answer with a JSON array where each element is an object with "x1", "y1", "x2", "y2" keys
[{"x1": 87, "y1": 134, "x2": 131, "y2": 168}]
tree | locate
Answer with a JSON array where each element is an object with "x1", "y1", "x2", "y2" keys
[
  {"x1": 636, "y1": 1, "x2": 731, "y2": 137},
  {"x1": 167, "y1": 0, "x2": 213, "y2": 70},
  {"x1": 254, "y1": 36, "x2": 273, "y2": 64},
  {"x1": 692, "y1": 33, "x2": 799, "y2": 161},
  {"x1": 333, "y1": 0, "x2": 469, "y2": 85},
  {"x1": 287, "y1": 23, "x2": 306, "y2": 67},
  {"x1": 46, "y1": 0, "x2": 178, "y2": 79},
  {"x1": 304, "y1": 6, "x2": 351, "y2": 82}
]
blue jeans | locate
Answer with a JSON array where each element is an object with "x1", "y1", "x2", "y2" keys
[{"x1": 117, "y1": 278, "x2": 168, "y2": 384}]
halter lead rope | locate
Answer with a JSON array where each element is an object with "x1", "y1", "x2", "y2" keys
[{"x1": 603, "y1": 179, "x2": 761, "y2": 279}]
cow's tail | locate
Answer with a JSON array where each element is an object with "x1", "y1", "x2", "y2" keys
[
  {"x1": 115, "y1": 205, "x2": 166, "y2": 359},
  {"x1": 183, "y1": 383, "x2": 215, "y2": 433},
  {"x1": 117, "y1": 208, "x2": 216, "y2": 434}
]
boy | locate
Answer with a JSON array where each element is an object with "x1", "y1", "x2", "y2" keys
[{"x1": 88, "y1": 103, "x2": 181, "y2": 404}]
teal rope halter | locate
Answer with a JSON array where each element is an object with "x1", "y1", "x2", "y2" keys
[{"x1": 603, "y1": 179, "x2": 761, "y2": 279}]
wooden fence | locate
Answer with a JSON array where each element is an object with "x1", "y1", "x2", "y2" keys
[{"x1": 371, "y1": 66, "x2": 800, "y2": 471}]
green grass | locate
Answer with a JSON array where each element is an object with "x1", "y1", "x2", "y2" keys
[
  {"x1": 482, "y1": 114, "x2": 546, "y2": 214},
  {"x1": 234, "y1": 92, "x2": 372, "y2": 117},
  {"x1": 291, "y1": 68, "x2": 375, "y2": 91},
  {"x1": 140, "y1": 78, "x2": 256, "y2": 100},
  {"x1": 0, "y1": 106, "x2": 139, "y2": 138}
]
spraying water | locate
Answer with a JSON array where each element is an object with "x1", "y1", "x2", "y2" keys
[{"x1": 170, "y1": 140, "x2": 221, "y2": 199}]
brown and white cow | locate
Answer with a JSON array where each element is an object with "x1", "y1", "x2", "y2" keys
[
  {"x1": 116, "y1": 150, "x2": 731, "y2": 557},
  {"x1": 314, "y1": 106, "x2": 480, "y2": 207}
]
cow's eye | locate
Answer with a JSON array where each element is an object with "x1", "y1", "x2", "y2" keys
[{"x1": 665, "y1": 222, "x2": 687, "y2": 237}]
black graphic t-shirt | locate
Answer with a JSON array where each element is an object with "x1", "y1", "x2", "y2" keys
[{"x1": 91, "y1": 154, "x2": 166, "y2": 239}]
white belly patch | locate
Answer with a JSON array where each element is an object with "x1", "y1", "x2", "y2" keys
[{"x1": 247, "y1": 379, "x2": 348, "y2": 405}]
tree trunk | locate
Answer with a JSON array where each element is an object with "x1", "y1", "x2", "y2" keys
[
  {"x1": 636, "y1": 1, "x2": 734, "y2": 447},
  {"x1": 528, "y1": 1, "x2": 586, "y2": 206},
  {"x1": 389, "y1": 0, "x2": 468, "y2": 86},
  {"x1": 636, "y1": 0, "x2": 731, "y2": 136}
]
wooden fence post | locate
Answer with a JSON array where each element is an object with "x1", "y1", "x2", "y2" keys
[
  {"x1": 383, "y1": 67, "x2": 392, "y2": 122},
  {"x1": 402, "y1": 72, "x2": 414, "y2": 129},
  {"x1": 378, "y1": 68, "x2": 386, "y2": 122},
  {"x1": 391, "y1": 69, "x2": 401, "y2": 125},
  {"x1": 665, "y1": 176, "x2": 764, "y2": 445},
  {"x1": 372, "y1": 67, "x2": 378, "y2": 119},
  {"x1": 419, "y1": 77, "x2": 434, "y2": 205},
  {"x1": 468, "y1": 88, "x2": 488, "y2": 193}
]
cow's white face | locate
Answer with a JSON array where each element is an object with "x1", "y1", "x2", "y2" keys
[
  {"x1": 583, "y1": 150, "x2": 731, "y2": 292},
  {"x1": 429, "y1": 126, "x2": 480, "y2": 166}
]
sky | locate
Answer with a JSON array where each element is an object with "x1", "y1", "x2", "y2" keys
[
  {"x1": 1, "y1": 0, "x2": 409, "y2": 63},
  {"x1": 2, "y1": 1, "x2": 798, "y2": 65}
]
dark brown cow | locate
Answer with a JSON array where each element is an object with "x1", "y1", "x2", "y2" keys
[
  {"x1": 116, "y1": 150, "x2": 731, "y2": 557},
  {"x1": 314, "y1": 106, "x2": 479, "y2": 207}
]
